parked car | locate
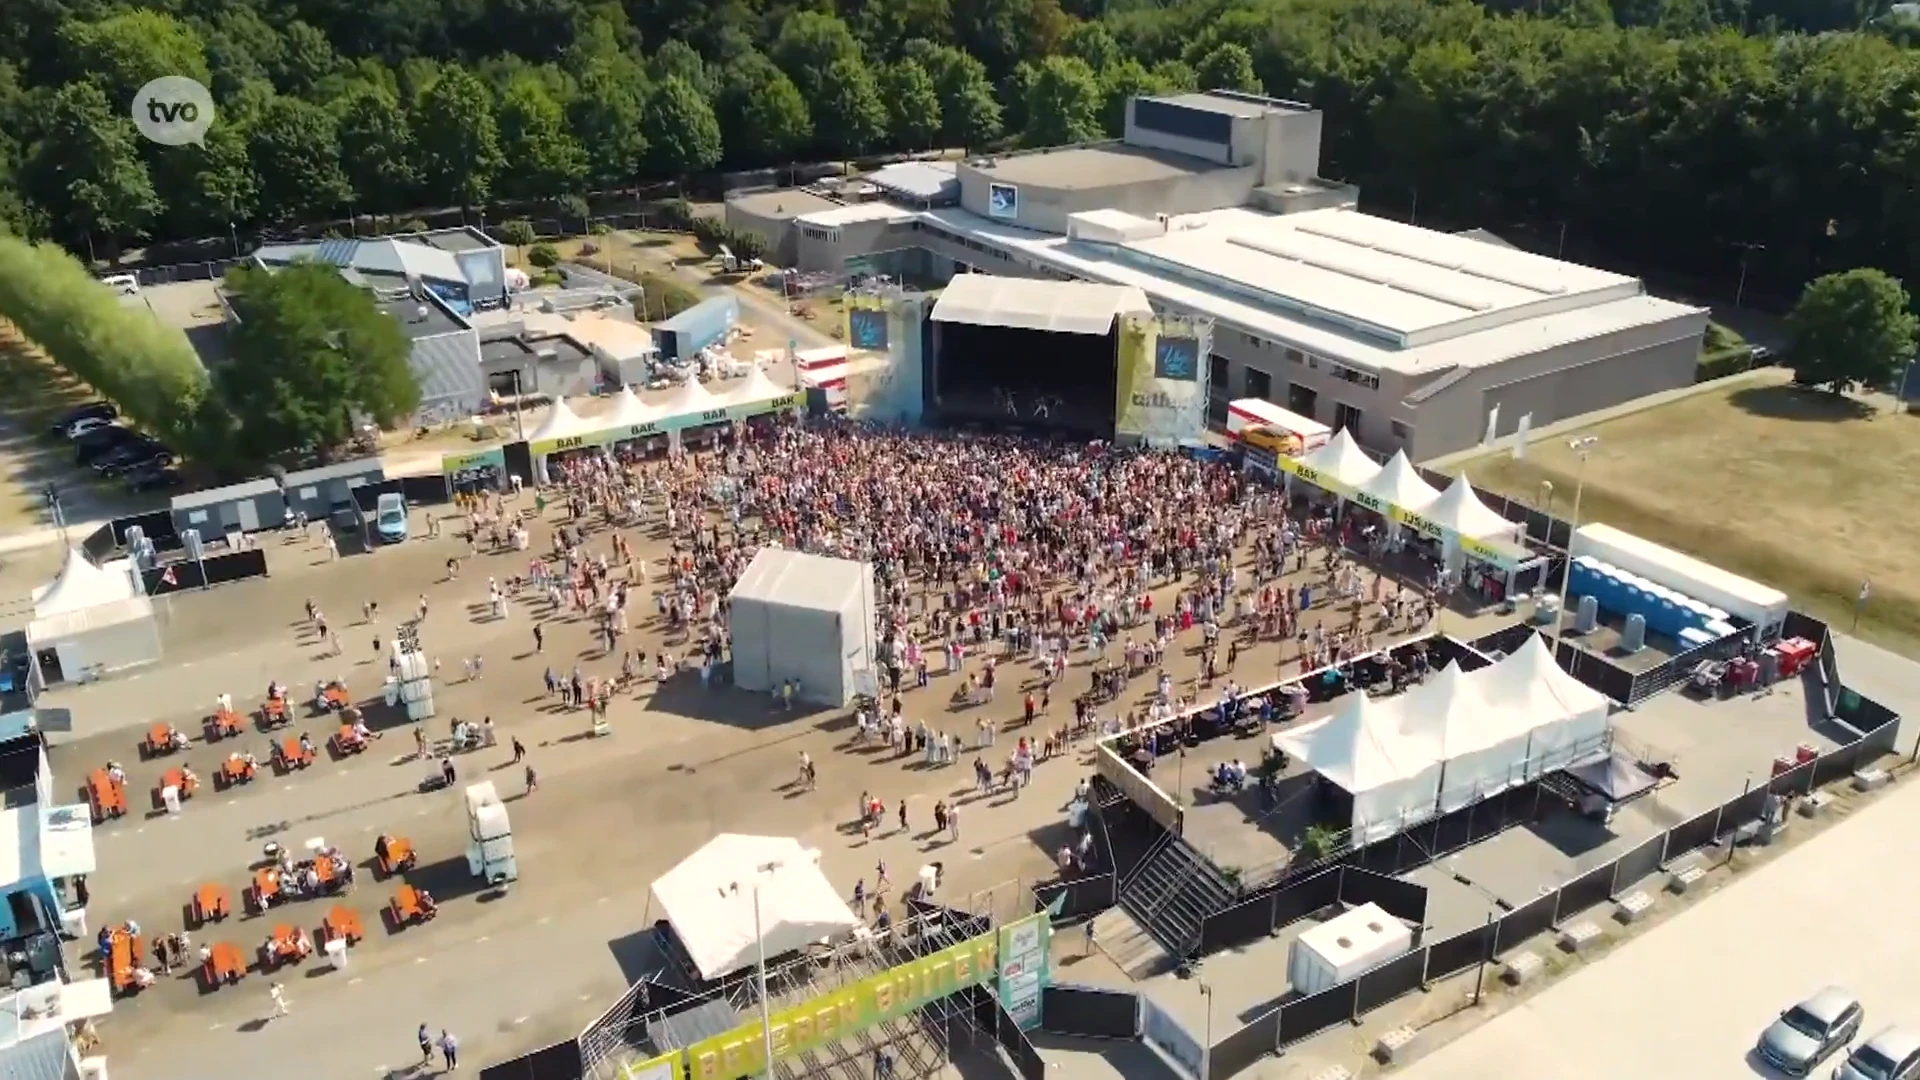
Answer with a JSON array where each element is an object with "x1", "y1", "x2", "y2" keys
[
  {"x1": 74, "y1": 427, "x2": 140, "y2": 464},
  {"x1": 63, "y1": 416, "x2": 116, "y2": 439},
  {"x1": 99, "y1": 273, "x2": 140, "y2": 296},
  {"x1": 1836, "y1": 1027, "x2": 1920, "y2": 1080},
  {"x1": 124, "y1": 465, "x2": 184, "y2": 492},
  {"x1": 1757, "y1": 987, "x2": 1863, "y2": 1076},
  {"x1": 374, "y1": 492, "x2": 409, "y2": 544},
  {"x1": 50, "y1": 401, "x2": 116, "y2": 435},
  {"x1": 95, "y1": 446, "x2": 174, "y2": 477}
]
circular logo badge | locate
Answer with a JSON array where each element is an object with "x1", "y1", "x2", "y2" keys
[{"x1": 131, "y1": 76, "x2": 215, "y2": 147}]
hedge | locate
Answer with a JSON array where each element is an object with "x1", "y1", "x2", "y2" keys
[
  {"x1": 1695, "y1": 346, "x2": 1755, "y2": 383},
  {"x1": 633, "y1": 272, "x2": 703, "y2": 321},
  {"x1": 0, "y1": 236, "x2": 215, "y2": 457}
]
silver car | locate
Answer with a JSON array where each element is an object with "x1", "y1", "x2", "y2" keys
[
  {"x1": 1836, "y1": 1027, "x2": 1920, "y2": 1080},
  {"x1": 1758, "y1": 987, "x2": 1864, "y2": 1076}
]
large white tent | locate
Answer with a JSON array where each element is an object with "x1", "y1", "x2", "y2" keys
[
  {"x1": 1352, "y1": 449, "x2": 1441, "y2": 514},
  {"x1": 1397, "y1": 664, "x2": 1533, "y2": 813},
  {"x1": 26, "y1": 549, "x2": 159, "y2": 685},
  {"x1": 1292, "y1": 428, "x2": 1381, "y2": 492},
  {"x1": 32, "y1": 547, "x2": 136, "y2": 617},
  {"x1": 526, "y1": 397, "x2": 593, "y2": 444},
  {"x1": 595, "y1": 384, "x2": 666, "y2": 431},
  {"x1": 661, "y1": 375, "x2": 722, "y2": 420},
  {"x1": 649, "y1": 834, "x2": 858, "y2": 981},
  {"x1": 1426, "y1": 475, "x2": 1522, "y2": 541},
  {"x1": 719, "y1": 366, "x2": 794, "y2": 409},
  {"x1": 1272, "y1": 693, "x2": 1441, "y2": 844},
  {"x1": 1475, "y1": 634, "x2": 1611, "y2": 772}
]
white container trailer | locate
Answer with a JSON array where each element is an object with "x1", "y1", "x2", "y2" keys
[
  {"x1": 464, "y1": 781, "x2": 516, "y2": 885},
  {"x1": 1286, "y1": 903, "x2": 1413, "y2": 997},
  {"x1": 1569, "y1": 522, "x2": 1787, "y2": 632}
]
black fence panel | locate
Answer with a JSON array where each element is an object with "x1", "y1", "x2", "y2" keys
[
  {"x1": 1812, "y1": 742, "x2": 1864, "y2": 790},
  {"x1": 1610, "y1": 834, "x2": 1667, "y2": 895},
  {"x1": 1209, "y1": 1012, "x2": 1280, "y2": 1080},
  {"x1": 1558, "y1": 639, "x2": 1635, "y2": 702},
  {"x1": 478, "y1": 1041, "x2": 584, "y2": 1080},
  {"x1": 1339, "y1": 867, "x2": 1428, "y2": 926},
  {"x1": 1492, "y1": 892, "x2": 1557, "y2": 955},
  {"x1": 1552, "y1": 862, "x2": 1616, "y2": 923},
  {"x1": 1860, "y1": 712, "x2": 1903, "y2": 757},
  {"x1": 1719, "y1": 785, "x2": 1770, "y2": 835},
  {"x1": 503, "y1": 441, "x2": 534, "y2": 488},
  {"x1": 203, "y1": 548, "x2": 269, "y2": 586},
  {"x1": 1277, "y1": 983, "x2": 1357, "y2": 1047},
  {"x1": 1042, "y1": 986, "x2": 1138, "y2": 1039},
  {"x1": 1663, "y1": 807, "x2": 1720, "y2": 860},
  {"x1": 1767, "y1": 760, "x2": 1816, "y2": 798},
  {"x1": 1629, "y1": 627, "x2": 1750, "y2": 706},
  {"x1": 989, "y1": 997, "x2": 1046, "y2": 1080},
  {"x1": 1033, "y1": 873, "x2": 1116, "y2": 923},
  {"x1": 1430, "y1": 803, "x2": 1475, "y2": 852},
  {"x1": 1355, "y1": 949, "x2": 1428, "y2": 1015},
  {"x1": 1345, "y1": 833, "x2": 1404, "y2": 878},
  {"x1": 1781, "y1": 610, "x2": 1830, "y2": 646},
  {"x1": 80, "y1": 523, "x2": 116, "y2": 564},
  {"x1": 142, "y1": 560, "x2": 206, "y2": 595},
  {"x1": 112, "y1": 509, "x2": 178, "y2": 548},
  {"x1": 1275, "y1": 867, "x2": 1342, "y2": 927},
  {"x1": 1425, "y1": 922, "x2": 1495, "y2": 982},
  {"x1": 1199, "y1": 894, "x2": 1275, "y2": 954},
  {"x1": 1471, "y1": 623, "x2": 1538, "y2": 658},
  {"x1": 400, "y1": 474, "x2": 452, "y2": 504},
  {"x1": 1839, "y1": 687, "x2": 1901, "y2": 740}
]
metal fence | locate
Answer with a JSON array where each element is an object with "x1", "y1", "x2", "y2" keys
[
  {"x1": 1203, "y1": 646, "x2": 1904, "y2": 1079},
  {"x1": 1469, "y1": 621, "x2": 1751, "y2": 706}
]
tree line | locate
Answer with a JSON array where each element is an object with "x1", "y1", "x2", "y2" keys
[{"x1": 0, "y1": 0, "x2": 1917, "y2": 297}]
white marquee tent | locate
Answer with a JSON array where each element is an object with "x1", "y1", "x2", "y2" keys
[
  {"x1": 1292, "y1": 428, "x2": 1382, "y2": 491},
  {"x1": 596, "y1": 385, "x2": 666, "y2": 430},
  {"x1": 649, "y1": 833, "x2": 859, "y2": 980},
  {"x1": 1426, "y1": 475, "x2": 1522, "y2": 541},
  {"x1": 1353, "y1": 449, "x2": 1441, "y2": 514},
  {"x1": 719, "y1": 366, "x2": 794, "y2": 409},
  {"x1": 1275, "y1": 637, "x2": 1612, "y2": 842},
  {"x1": 32, "y1": 547, "x2": 136, "y2": 616},
  {"x1": 526, "y1": 397, "x2": 592, "y2": 445},
  {"x1": 26, "y1": 548, "x2": 160, "y2": 685},
  {"x1": 661, "y1": 375, "x2": 721, "y2": 420}
]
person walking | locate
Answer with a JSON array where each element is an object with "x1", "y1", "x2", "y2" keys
[
  {"x1": 418, "y1": 1023, "x2": 434, "y2": 1064},
  {"x1": 511, "y1": 737, "x2": 526, "y2": 764},
  {"x1": 524, "y1": 764, "x2": 538, "y2": 795},
  {"x1": 269, "y1": 981, "x2": 288, "y2": 1018},
  {"x1": 533, "y1": 624, "x2": 544, "y2": 653},
  {"x1": 440, "y1": 1029, "x2": 459, "y2": 1071}
]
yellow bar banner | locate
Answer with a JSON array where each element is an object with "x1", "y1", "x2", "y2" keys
[{"x1": 621, "y1": 1050, "x2": 684, "y2": 1080}]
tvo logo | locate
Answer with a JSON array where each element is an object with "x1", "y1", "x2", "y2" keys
[{"x1": 131, "y1": 76, "x2": 215, "y2": 147}]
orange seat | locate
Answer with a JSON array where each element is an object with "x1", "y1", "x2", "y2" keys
[
  {"x1": 324, "y1": 685, "x2": 350, "y2": 708},
  {"x1": 391, "y1": 885, "x2": 424, "y2": 924},
  {"x1": 325, "y1": 905, "x2": 364, "y2": 945},
  {"x1": 204, "y1": 941, "x2": 246, "y2": 987},
  {"x1": 263, "y1": 697, "x2": 287, "y2": 724},
  {"x1": 208, "y1": 709, "x2": 242, "y2": 739},
  {"x1": 277, "y1": 738, "x2": 312, "y2": 769},
  {"x1": 251, "y1": 868, "x2": 280, "y2": 910},
  {"x1": 220, "y1": 758, "x2": 253, "y2": 784},
  {"x1": 193, "y1": 882, "x2": 230, "y2": 924},
  {"x1": 267, "y1": 924, "x2": 306, "y2": 965},
  {"x1": 109, "y1": 932, "x2": 144, "y2": 993},
  {"x1": 160, "y1": 767, "x2": 197, "y2": 799},
  {"x1": 377, "y1": 835, "x2": 415, "y2": 877},
  {"x1": 87, "y1": 770, "x2": 127, "y2": 821},
  {"x1": 145, "y1": 723, "x2": 172, "y2": 753}
]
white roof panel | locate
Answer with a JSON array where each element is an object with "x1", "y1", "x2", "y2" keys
[
  {"x1": 795, "y1": 202, "x2": 914, "y2": 228},
  {"x1": 729, "y1": 549, "x2": 868, "y2": 613},
  {"x1": 650, "y1": 834, "x2": 859, "y2": 980},
  {"x1": 930, "y1": 275, "x2": 1150, "y2": 336}
]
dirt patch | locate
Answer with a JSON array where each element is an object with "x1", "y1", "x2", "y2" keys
[
  {"x1": 0, "y1": 325, "x2": 147, "y2": 531},
  {"x1": 1450, "y1": 370, "x2": 1920, "y2": 651}
]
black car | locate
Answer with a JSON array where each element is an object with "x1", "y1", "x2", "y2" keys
[
  {"x1": 91, "y1": 437, "x2": 167, "y2": 470},
  {"x1": 74, "y1": 427, "x2": 140, "y2": 464},
  {"x1": 124, "y1": 465, "x2": 183, "y2": 492},
  {"x1": 49, "y1": 401, "x2": 116, "y2": 436},
  {"x1": 96, "y1": 448, "x2": 174, "y2": 477}
]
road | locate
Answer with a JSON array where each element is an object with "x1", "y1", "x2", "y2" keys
[{"x1": 1394, "y1": 770, "x2": 1920, "y2": 1080}]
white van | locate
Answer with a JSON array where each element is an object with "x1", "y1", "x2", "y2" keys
[{"x1": 100, "y1": 274, "x2": 140, "y2": 296}]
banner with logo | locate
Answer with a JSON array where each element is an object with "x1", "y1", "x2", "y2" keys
[
  {"x1": 1115, "y1": 314, "x2": 1207, "y2": 447},
  {"x1": 621, "y1": 1050, "x2": 683, "y2": 1080},
  {"x1": 997, "y1": 914, "x2": 1052, "y2": 1030},
  {"x1": 1273, "y1": 454, "x2": 1347, "y2": 498},
  {"x1": 684, "y1": 930, "x2": 999, "y2": 1080},
  {"x1": 440, "y1": 447, "x2": 505, "y2": 477},
  {"x1": 845, "y1": 294, "x2": 890, "y2": 351}
]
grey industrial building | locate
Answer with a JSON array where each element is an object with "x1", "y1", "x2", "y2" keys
[{"x1": 726, "y1": 91, "x2": 1707, "y2": 460}]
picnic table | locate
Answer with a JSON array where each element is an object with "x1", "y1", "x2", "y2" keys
[
  {"x1": 108, "y1": 930, "x2": 144, "y2": 994},
  {"x1": 249, "y1": 868, "x2": 280, "y2": 912},
  {"x1": 322, "y1": 683, "x2": 351, "y2": 710},
  {"x1": 265, "y1": 924, "x2": 309, "y2": 968},
  {"x1": 203, "y1": 941, "x2": 246, "y2": 988},
  {"x1": 159, "y1": 767, "x2": 197, "y2": 800},
  {"x1": 262, "y1": 696, "x2": 288, "y2": 727},
  {"x1": 331, "y1": 723, "x2": 366, "y2": 755},
  {"x1": 389, "y1": 884, "x2": 433, "y2": 926},
  {"x1": 87, "y1": 770, "x2": 127, "y2": 822},
  {"x1": 274, "y1": 737, "x2": 314, "y2": 771},
  {"x1": 218, "y1": 756, "x2": 255, "y2": 787},
  {"x1": 192, "y1": 882, "x2": 231, "y2": 925},
  {"x1": 375, "y1": 834, "x2": 415, "y2": 877},
  {"x1": 207, "y1": 708, "x2": 244, "y2": 741},
  {"x1": 324, "y1": 905, "x2": 365, "y2": 945},
  {"x1": 144, "y1": 722, "x2": 177, "y2": 756}
]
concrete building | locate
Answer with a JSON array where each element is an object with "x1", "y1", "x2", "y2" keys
[{"x1": 725, "y1": 91, "x2": 1706, "y2": 460}]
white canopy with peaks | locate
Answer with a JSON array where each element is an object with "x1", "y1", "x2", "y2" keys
[
  {"x1": 661, "y1": 376, "x2": 721, "y2": 419},
  {"x1": 596, "y1": 385, "x2": 665, "y2": 430},
  {"x1": 1426, "y1": 475, "x2": 1521, "y2": 541},
  {"x1": 721, "y1": 366, "x2": 794, "y2": 408},
  {"x1": 1273, "y1": 635, "x2": 1612, "y2": 841},
  {"x1": 1353, "y1": 449, "x2": 1441, "y2": 514},
  {"x1": 33, "y1": 548, "x2": 136, "y2": 617},
  {"x1": 650, "y1": 833, "x2": 859, "y2": 980},
  {"x1": 1292, "y1": 429, "x2": 1382, "y2": 490},
  {"x1": 527, "y1": 398, "x2": 593, "y2": 445}
]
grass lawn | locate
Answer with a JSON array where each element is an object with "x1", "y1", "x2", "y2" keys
[
  {"x1": 0, "y1": 324, "x2": 126, "y2": 531},
  {"x1": 1447, "y1": 371, "x2": 1920, "y2": 654}
]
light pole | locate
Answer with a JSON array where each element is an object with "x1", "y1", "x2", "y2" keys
[
  {"x1": 1198, "y1": 981, "x2": 1214, "y2": 1080},
  {"x1": 728, "y1": 860, "x2": 784, "y2": 1080},
  {"x1": 1551, "y1": 436, "x2": 1599, "y2": 646},
  {"x1": 1734, "y1": 242, "x2": 1765, "y2": 308}
]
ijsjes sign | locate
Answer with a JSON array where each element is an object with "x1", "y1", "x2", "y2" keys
[{"x1": 1390, "y1": 505, "x2": 1443, "y2": 539}]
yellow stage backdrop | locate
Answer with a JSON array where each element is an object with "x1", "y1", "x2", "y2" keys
[
  {"x1": 684, "y1": 932, "x2": 1000, "y2": 1080},
  {"x1": 622, "y1": 1050, "x2": 685, "y2": 1080},
  {"x1": 1114, "y1": 314, "x2": 1205, "y2": 446}
]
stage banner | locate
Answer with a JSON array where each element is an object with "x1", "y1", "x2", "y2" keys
[
  {"x1": 1115, "y1": 314, "x2": 1206, "y2": 447},
  {"x1": 684, "y1": 931, "x2": 1000, "y2": 1080},
  {"x1": 621, "y1": 1050, "x2": 684, "y2": 1080},
  {"x1": 845, "y1": 294, "x2": 891, "y2": 351},
  {"x1": 997, "y1": 913, "x2": 1052, "y2": 1030},
  {"x1": 440, "y1": 447, "x2": 505, "y2": 477}
]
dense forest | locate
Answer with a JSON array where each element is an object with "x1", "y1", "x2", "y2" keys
[{"x1": 1, "y1": 0, "x2": 1918, "y2": 298}]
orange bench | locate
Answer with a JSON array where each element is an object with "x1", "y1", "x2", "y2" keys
[
  {"x1": 206, "y1": 708, "x2": 243, "y2": 740},
  {"x1": 87, "y1": 770, "x2": 127, "y2": 822},
  {"x1": 108, "y1": 931, "x2": 144, "y2": 994},
  {"x1": 274, "y1": 738, "x2": 313, "y2": 771},
  {"x1": 264, "y1": 924, "x2": 309, "y2": 969},
  {"x1": 218, "y1": 757, "x2": 255, "y2": 788},
  {"x1": 158, "y1": 767, "x2": 197, "y2": 801},
  {"x1": 203, "y1": 941, "x2": 245, "y2": 988},
  {"x1": 389, "y1": 885, "x2": 434, "y2": 926},
  {"x1": 330, "y1": 723, "x2": 366, "y2": 756},
  {"x1": 249, "y1": 868, "x2": 280, "y2": 912},
  {"x1": 262, "y1": 696, "x2": 288, "y2": 727},
  {"x1": 143, "y1": 723, "x2": 175, "y2": 756},
  {"x1": 323, "y1": 684, "x2": 350, "y2": 710},
  {"x1": 193, "y1": 882, "x2": 231, "y2": 925},
  {"x1": 324, "y1": 905, "x2": 365, "y2": 945},
  {"x1": 375, "y1": 835, "x2": 415, "y2": 877}
]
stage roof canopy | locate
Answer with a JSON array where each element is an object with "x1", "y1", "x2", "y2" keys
[
  {"x1": 931, "y1": 275, "x2": 1150, "y2": 336},
  {"x1": 650, "y1": 833, "x2": 858, "y2": 980}
]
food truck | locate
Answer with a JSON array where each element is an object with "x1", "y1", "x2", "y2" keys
[
  {"x1": 1225, "y1": 399, "x2": 1331, "y2": 452},
  {"x1": 464, "y1": 781, "x2": 516, "y2": 886}
]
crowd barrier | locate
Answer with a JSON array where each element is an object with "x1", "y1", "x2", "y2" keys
[
  {"x1": 476, "y1": 1040, "x2": 585, "y2": 1080},
  {"x1": 1198, "y1": 863, "x2": 1434, "y2": 957},
  {"x1": 1040, "y1": 985, "x2": 1141, "y2": 1040},
  {"x1": 1470, "y1": 621, "x2": 1749, "y2": 706},
  {"x1": 1203, "y1": 650, "x2": 1904, "y2": 1079},
  {"x1": 1031, "y1": 872, "x2": 1116, "y2": 923},
  {"x1": 971, "y1": 988, "x2": 1046, "y2": 1080},
  {"x1": 142, "y1": 548, "x2": 269, "y2": 595}
]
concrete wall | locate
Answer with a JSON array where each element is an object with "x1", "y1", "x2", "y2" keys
[
  {"x1": 411, "y1": 328, "x2": 485, "y2": 417},
  {"x1": 724, "y1": 201, "x2": 800, "y2": 266},
  {"x1": 955, "y1": 160, "x2": 1258, "y2": 235},
  {"x1": 795, "y1": 216, "x2": 897, "y2": 272}
]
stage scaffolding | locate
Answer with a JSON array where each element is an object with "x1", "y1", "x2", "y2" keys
[{"x1": 578, "y1": 881, "x2": 1025, "y2": 1080}]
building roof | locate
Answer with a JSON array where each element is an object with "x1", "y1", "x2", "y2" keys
[
  {"x1": 795, "y1": 202, "x2": 915, "y2": 228},
  {"x1": 172, "y1": 477, "x2": 280, "y2": 511},
  {"x1": 256, "y1": 236, "x2": 468, "y2": 288},
  {"x1": 0, "y1": 1028, "x2": 71, "y2": 1079},
  {"x1": 280, "y1": 458, "x2": 384, "y2": 486},
  {"x1": 970, "y1": 144, "x2": 1219, "y2": 191},
  {"x1": 865, "y1": 161, "x2": 959, "y2": 202},
  {"x1": 415, "y1": 227, "x2": 498, "y2": 254},
  {"x1": 727, "y1": 189, "x2": 840, "y2": 220},
  {"x1": 729, "y1": 549, "x2": 869, "y2": 613},
  {"x1": 919, "y1": 206, "x2": 1704, "y2": 375},
  {"x1": 931, "y1": 275, "x2": 1150, "y2": 336},
  {"x1": 380, "y1": 295, "x2": 468, "y2": 340},
  {"x1": 409, "y1": 328, "x2": 485, "y2": 409},
  {"x1": 553, "y1": 314, "x2": 653, "y2": 361},
  {"x1": 1147, "y1": 91, "x2": 1305, "y2": 118}
]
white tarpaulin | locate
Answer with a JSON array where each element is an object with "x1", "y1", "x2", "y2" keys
[
  {"x1": 650, "y1": 834, "x2": 858, "y2": 980},
  {"x1": 1293, "y1": 429, "x2": 1382, "y2": 490},
  {"x1": 1475, "y1": 634, "x2": 1612, "y2": 772},
  {"x1": 1272, "y1": 693, "x2": 1441, "y2": 844},
  {"x1": 1396, "y1": 664, "x2": 1533, "y2": 813},
  {"x1": 1426, "y1": 475, "x2": 1522, "y2": 541},
  {"x1": 720, "y1": 367, "x2": 794, "y2": 408},
  {"x1": 32, "y1": 548, "x2": 136, "y2": 617},
  {"x1": 930, "y1": 275, "x2": 1151, "y2": 336},
  {"x1": 1570, "y1": 522, "x2": 1788, "y2": 630},
  {"x1": 661, "y1": 376, "x2": 721, "y2": 418},
  {"x1": 526, "y1": 398, "x2": 592, "y2": 444},
  {"x1": 595, "y1": 385, "x2": 665, "y2": 429},
  {"x1": 1352, "y1": 449, "x2": 1440, "y2": 514}
]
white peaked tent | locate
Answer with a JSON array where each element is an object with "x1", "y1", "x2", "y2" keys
[
  {"x1": 1476, "y1": 634, "x2": 1611, "y2": 772},
  {"x1": 527, "y1": 397, "x2": 593, "y2": 444},
  {"x1": 598, "y1": 384, "x2": 665, "y2": 430},
  {"x1": 1293, "y1": 428, "x2": 1382, "y2": 491},
  {"x1": 1397, "y1": 664, "x2": 1533, "y2": 813},
  {"x1": 649, "y1": 834, "x2": 859, "y2": 980},
  {"x1": 1272, "y1": 692, "x2": 1441, "y2": 844},
  {"x1": 661, "y1": 375, "x2": 721, "y2": 421},
  {"x1": 32, "y1": 548, "x2": 136, "y2": 617},
  {"x1": 720, "y1": 365, "x2": 794, "y2": 408},
  {"x1": 1427, "y1": 475, "x2": 1522, "y2": 541},
  {"x1": 1353, "y1": 449, "x2": 1441, "y2": 513}
]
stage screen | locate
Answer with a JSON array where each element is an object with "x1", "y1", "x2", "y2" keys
[{"x1": 932, "y1": 319, "x2": 1118, "y2": 438}]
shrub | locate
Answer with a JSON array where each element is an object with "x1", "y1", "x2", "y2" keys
[
  {"x1": 634, "y1": 272, "x2": 702, "y2": 321},
  {"x1": 656, "y1": 199, "x2": 696, "y2": 230},
  {"x1": 727, "y1": 228, "x2": 767, "y2": 262},
  {"x1": 1695, "y1": 346, "x2": 1755, "y2": 383},
  {"x1": 527, "y1": 243, "x2": 561, "y2": 269},
  {"x1": 498, "y1": 219, "x2": 537, "y2": 250},
  {"x1": 590, "y1": 222, "x2": 613, "y2": 236},
  {"x1": 689, "y1": 216, "x2": 725, "y2": 247}
]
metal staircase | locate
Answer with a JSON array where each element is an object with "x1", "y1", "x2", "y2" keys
[{"x1": 1115, "y1": 833, "x2": 1238, "y2": 964}]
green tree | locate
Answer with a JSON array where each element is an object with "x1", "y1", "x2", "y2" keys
[
  {"x1": 24, "y1": 82, "x2": 161, "y2": 249},
  {"x1": 220, "y1": 261, "x2": 420, "y2": 465},
  {"x1": 527, "y1": 242, "x2": 560, "y2": 268},
  {"x1": 812, "y1": 57, "x2": 890, "y2": 158},
  {"x1": 1099, "y1": 58, "x2": 1173, "y2": 136},
  {"x1": 880, "y1": 60, "x2": 944, "y2": 151},
  {"x1": 413, "y1": 68, "x2": 502, "y2": 208},
  {"x1": 499, "y1": 218, "x2": 536, "y2": 261},
  {"x1": 277, "y1": 21, "x2": 340, "y2": 96},
  {"x1": 642, "y1": 75, "x2": 722, "y2": 180},
  {"x1": 568, "y1": 62, "x2": 650, "y2": 191},
  {"x1": 1021, "y1": 55, "x2": 1102, "y2": 147},
  {"x1": 1785, "y1": 269, "x2": 1920, "y2": 394},
  {"x1": 1062, "y1": 22, "x2": 1121, "y2": 73},
  {"x1": 249, "y1": 96, "x2": 351, "y2": 222},
  {"x1": 333, "y1": 83, "x2": 418, "y2": 211},
  {"x1": 909, "y1": 43, "x2": 1003, "y2": 149},
  {"x1": 771, "y1": 12, "x2": 864, "y2": 102},
  {"x1": 1193, "y1": 42, "x2": 1260, "y2": 94},
  {"x1": 183, "y1": 122, "x2": 259, "y2": 240},
  {"x1": 717, "y1": 52, "x2": 813, "y2": 166},
  {"x1": 57, "y1": 10, "x2": 211, "y2": 115},
  {"x1": 497, "y1": 75, "x2": 586, "y2": 200},
  {"x1": 648, "y1": 40, "x2": 711, "y2": 97}
]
